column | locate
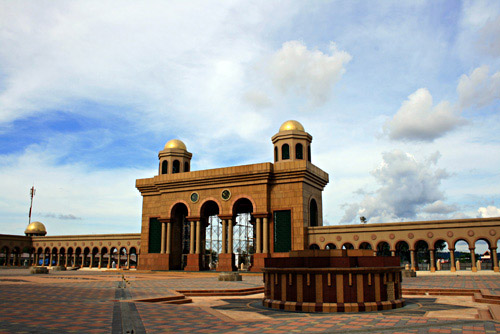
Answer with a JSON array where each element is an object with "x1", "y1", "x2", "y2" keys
[
  {"x1": 166, "y1": 222, "x2": 172, "y2": 254},
  {"x1": 449, "y1": 248, "x2": 456, "y2": 272},
  {"x1": 127, "y1": 254, "x2": 131, "y2": 270},
  {"x1": 42, "y1": 253, "x2": 46, "y2": 267},
  {"x1": 263, "y1": 217, "x2": 269, "y2": 254},
  {"x1": 117, "y1": 253, "x2": 121, "y2": 269},
  {"x1": 410, "y1": 249, "x2": 416, "y2": 271},
  {"x1": 81, "y1": 253, "x2": 85, "y2": 268},
  {"x1": 4, "y1": 252, "x2": 9, "y2": 266},
  {"x1": 107, "y1": 254, "x2": 111, "y2": 269},
  {"x1": 228, "y1": 219, "x2": 233, "y2": 254},
  {"x1": 34, "y1": 253, "x2": 39, "y2": 266},
  {"x1": 57, "y1": 252, "x2": 61, "y2": 266},
  {"x1": 256, "y1": 218, "x2": 262, "y2": 253},
  {"x1": 73, "y1": 253, "x2": 77, "y2": 267},
  {"x1": 470, "y1": 247, "x2": 477, "y2": 272},
  {"x1": 430, "y1": 249, "x2": 436, "y2": 272},
  {"x1": 49, "y1": 253, "x2": 53, "y2": 267},
  {"x1": 28, "y1": 252, "x2": 33, "y2": 266},
  {"x1": 90, "y1": 254, "x2": 94, "y2": 268},
  {"x1": 190, "y1": 221, "x2": 195, "y2": 254},
  {"x1": 492, "y1": 247, "x2": 499, "y2": 272},
  {"x1": 221, "y1": 220, "x2": 227, "y2": 254},
  {"x1": 195, "y1": 220, "x2": 201, "y2": 254},
  {"x1": 160, "y1": 222, "x2": 166, "y2": 254},
  {"x1": 65, "y1": 254, "x2": 69, "y2": 267},
  {"x1": 390, "y1": 250, "x2": 396, "y2": 256},
  {"x1": 98, "y1": 254, "x2": 103, "y2": 269}
]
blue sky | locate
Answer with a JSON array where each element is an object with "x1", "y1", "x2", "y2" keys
[{"x1": 0, "y1": 1, "x2": 499, "y2": 242}]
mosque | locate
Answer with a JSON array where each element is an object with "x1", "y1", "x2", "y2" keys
[{"x1": 1, "y1": 121, "x2": 499, "y2": 273}]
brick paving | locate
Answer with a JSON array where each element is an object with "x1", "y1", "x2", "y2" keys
[{"x1": 0, "y1": 268, "x2": 499, "y2": 333}]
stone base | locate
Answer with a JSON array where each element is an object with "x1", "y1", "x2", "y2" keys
[
  {"x1": 263, "y1": 298, "x2": 405, "y2": 313},
  {"x1": 137, "y1": 253, "x2": 171, "y2": 270},
  {"x1": 218, "y1": 272, "x2": 242, "y2": 281},
  {"x1": 248, "y1": 253, "x2": 269, "y2": 272},
  {"x1": 51, "y1": 266, "x2": 66, "y2": 271},
  {"x1": 184, "y1": 254, "x2": 203, "y2": 271},
  {"x1": 217, "y1": 253, "x2": 237, "y2": 272},
  {"x1": 402, "y1": 269, "x2": 416, "y2": 277},
  {"x1": 30, "y1": 266, "x2": 48, "y2": 274}
]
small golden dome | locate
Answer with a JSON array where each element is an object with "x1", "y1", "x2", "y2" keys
[
  {"x1": 164, "y1": 139, "x2": 187, "y2": 151},
  {"x1": 279, "y1": 120, "x2": 305, "y2": 132},
  {"x1": 24, "y1": 221, "x2": 47, "y2": 236}
]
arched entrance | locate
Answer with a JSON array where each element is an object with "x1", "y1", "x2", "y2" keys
[
  {"x1": 171, "y1": 202, "x2": 189, "y2": 270},
  {"x1": 233, "y1": 198, "x2": 254, "y2": 270},
  {"x1": 201, "y1": 200, "x2": 220, "y2": 270}
]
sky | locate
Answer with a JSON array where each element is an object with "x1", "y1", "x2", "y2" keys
[{"x1": 0, "y1": 1, "x2": 499, "y2": 246}]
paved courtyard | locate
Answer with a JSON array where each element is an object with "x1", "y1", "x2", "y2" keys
[{"x1": 0, "y1": 268, "x2": 499, "y2": 333}]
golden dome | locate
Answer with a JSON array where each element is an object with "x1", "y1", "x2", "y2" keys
[
  {"x1": 164, "y1": 139, "x2": 187, "y2": 151},
  {"x1": 24, "y1": 221, "x2": 47, "y2": 235},
  {"x1": 279, "y1": 120, "x2": 305, "y2": 132}
]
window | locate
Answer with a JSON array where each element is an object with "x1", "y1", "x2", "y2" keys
[
  {"x1": 172, "y1": 160, "x2": 180, "y2": 174},
  {"x1": 148, "y1": 218, "x2": 161, "y2": 253},
  {"x1": 184, "y1": 162, "x2": 190, "y2": 172},
  {"x1": 282, "y1": 144, "x2": 290, "y2": 160},
  {"x1": 310, "y1": 199, "x2": 318, "y2": 226},
  {"x1": 307, "y1": 145, "x2": 311, "y2": 162},
  {"x1": 161, "y1": 160, "x2": 168, "y2": 174},
  {"x1": 295, "y1": 143, "x2": 303, "y2": 159},
  {"x1": 274, "y1": 146, "x2": 278, "y2": 162}
]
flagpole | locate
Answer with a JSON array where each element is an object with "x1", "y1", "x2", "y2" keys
[{"x1": 29, "y1": 186, "x2": 35, "y2": 225}]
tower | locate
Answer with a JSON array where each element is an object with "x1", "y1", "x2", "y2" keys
[
  {"x1": 158, "y1": 139, "x2": 192, "y2": 175},
  {"x1": 271, "y1": 120, "x2": 312, "y2": 163}
]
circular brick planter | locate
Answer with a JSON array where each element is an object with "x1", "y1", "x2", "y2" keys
[{"x1": 263, "y1": 250, "x2": 405, "y2": 312}]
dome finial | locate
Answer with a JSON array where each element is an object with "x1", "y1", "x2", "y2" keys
[
  {"x1": 164, "y1": 139, "x2": 187, "y2": 151},
  {"x1": 279, "y1": 120, "x2": 305, "y2": 132}
]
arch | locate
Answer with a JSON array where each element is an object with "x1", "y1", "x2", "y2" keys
[
  {"x1": 161, "y1": 160, "x2": 168, "y2": 174},
  {"x1": 309, "y1": 198, "x2": 318, "y2": 227},
  {"x1": 172, "y1": 160, "x2": 180, "y2": 174},
  {"x1": 434, "y1": 239, "x2": 450, "y2": 271},
  {"x1": 309, "y1": 244, "x2": 320, "y2": 250},
  {"x1": 170, "y1": 202, "x2": 189, "y2": 270},
  {"x1": 474, "y1": 238, "x2": 492, "y2": 271},
  {"x1": 415, "y1": 240, "x2": 429, "y2": 271},
  {"x1": 129, "y1": 247, "x2": 138, "y2": 269},
  {"x1": 307, "y1": 145, "x2": 311, "y2": 162},
  {"x1": 230, "y1": 196, "x2": 256, "y2": 215},
  {"x1": 342, "y1": 242, "x2": 354, "y2": 250},
  {"x1": 281, "y1": 144, "x2": 290, "y2": 160},
  {"x1": 376, "y1": 241, "x2": 391, "y2": 256},
  {"x1": 359, "y1": 242, "x2": 372, "y2": 250},
  {"x1": 325, "y1": 243, "x2": 336, "y2": 250},
  {"x1": 232, "y1": 197, "x2": 255, "y2": 268},
  {"x1": 168, "y1": 200, "x2": 191, "y2": 218},
  {"x1": 200, "y1": 199, "x2": 221, "y2": 269},
  {"x1": 184, "y1": 161, "x2": 190, "y2": 172},
  {"x1": 199, "y1": 198, "x2": 221, "y2": 217},
  {"x1": 395, "y1": 241, "x2": 410, "y2": 265},
  {"x1": 274, "y1": 146, "x2": 278, "y2": 162},
  {"x1": 295, "y1": 143, "x2": 303, "y2": 159},
  {"x1": 454, "y1": 239, "x2": 471, "y2": 271}
]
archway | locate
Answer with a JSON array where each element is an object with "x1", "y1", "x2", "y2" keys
[
  {"x1": 454, "y1": 240, "x2": 471, "y2": 270},
  {"x1": 434, "y1": 240, "x2": 450, "y2": 271},
  {"x1": 325, "y1": 243, "x2": 336, "y2": 250},
  {"x1": 129, "y1": 247, "x2": 137, "y2": 269},
  {"x1": 1, "y1": 246, "x2": 9, "y2": 266},
  {"x1": 415, "y1": 240, "x2": 429, "y2": 270},
  {"x1": 170, "y1": 202, "x2": 189, "y2": 270},
  {"x1": 359, "y1": 242, "x2": 372, "y2": 250},
  {"x1": 395, "y1": 241, "x2": 410, "y2": 266},
  {"x1": 342, "y1": 243, "x2": 354, "y2": 250},
  {"x1": 232, "y1": 198, "x2": 254, "y2": 269},
  {"x1": 100, "y1": 247, "x2": 108, "y2": 268},
  {"x1": 201, "y1": 200, "x2": 220, "y2": 270},
  {"x1": 91, "y1": 247, "x2": 99, "y2": 268},
  {"x1": 475, "y1": 238, "x2": 491, "y2": 271},
  {"x1": 309, "y1": 199, "x2": 318, "y2": 227},
  {"x1": 376, "y1": 242, "x2": 391, "y2": 256},
  {"x1": 67, "y1": 247, "x2": 74, "y2": 267},
  {"x1": 309, "y1": 244, "x2": 320, "y2": 250}
]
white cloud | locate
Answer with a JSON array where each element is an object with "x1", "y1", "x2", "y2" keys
[
  {"x1": 423, "y1": 200, "x2": 459, "y2": 214},
  {"x1": 457, "y1": 65, "x2": 500, "y2": 109},
  {"x1": 0, "y1": 140, "x2": 150, "y2": 235},
  {"x1": 384, "y1": 88, "x2": 465, "y2": 141},
  {"x1": 268, "y1": 41, "x2": 351, "y2": 105},
  {"x1": 478, "y1": 15, "x2": 500, "y2": 56},
  {"x1": 477, "y1": 205, "x2": 500, "y2": 218},
  {"x1": 341, "y1": 150, "x2": 452, "y2": 224}
]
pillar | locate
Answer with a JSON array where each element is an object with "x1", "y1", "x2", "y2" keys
[
  {"x1": 42, "y1": 253, "x2": 46, "y2": 267},
  {"x1": 49, "y1": 253, "x2": 53, "y2": 267},
  {"x1": 430, "y1": 249, "x2": 436, "y2": 272},
  {"x1": 127, "y1": 254, "x2": 131, "y2": 270},
  {"x1": 221, "y1": 220, "x2": 227, "y2": 254},
  {"x1": 34, "y1": 253, "x2": 39, "y2": 266},
  {"x1": 107, "y1": 254, "x2": 111, "y2": 269},
  {"x1": 117, "y1": 252, "x2": 121, "y2": 269},
  {"x1": 391, "y1": 250, "x2": 395, "y2": 256},
  {"x1": 160, "y1": 222, "x2": 166, "y2": 254},
  {"x1": 57, "y1": 252, "x2": 61, "y2": 266},
  {"x1": 410, "y1": 249, "x2": 416, "y2": 271},
  {"x1": 65, "y1": 254, "x2": 68, "y2": 267},
  {"x1": 73, "y1": 253, "x2": 77, "y2": 267},
  {"x1": 190, "y1": 221, "x2": 195, "y2": 254},
  {"x1": 449, "y1": 248, "x2": 456, "y2": 272},
  {"x1": 470, "y1": 248, "x2": 477, "y2": 272},
  {"x1": 263, "y1": 217, "x2": 269, "y2": 254},
  {"x1": 195, "y1": 220, "x2": 201, "y2": 254},
  {"x1": 492, "y1": 247, "x2": 499, "y2": 272},
  {"x1": 166, "y1": 222, "x2": 172, "y2": 254},
  {"x1": 256, "y1": 218, "x2": 262, "y2": 253},
  {"x1": 228, "y1": 219, "x2": 233, "y2": 254}
]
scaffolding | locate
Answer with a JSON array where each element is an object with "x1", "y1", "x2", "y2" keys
[{"x1": 234, "y1": 213, "x2": 254, "y2": 269}]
